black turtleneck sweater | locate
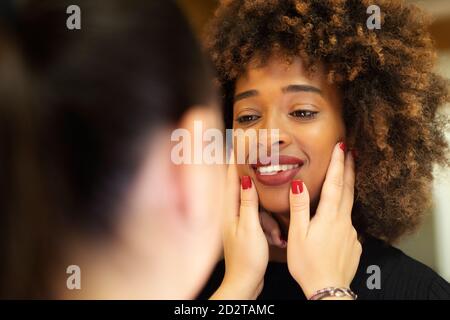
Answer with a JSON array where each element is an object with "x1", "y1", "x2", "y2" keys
[{"x1": 198, "y1": 236, "x2": 450, "y2": 300}]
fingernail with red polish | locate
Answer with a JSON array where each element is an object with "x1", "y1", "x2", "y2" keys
[
  {"x1": 241, "y1": 176, "x2": 252, "y2": 190},
  {"x1": 339, "y1": 142, "x2": 346, "y2": 152},
  {"x1": 291, "y1": 180, "x2": 303, "y2": 194},
  {"x1": 351, "y1": 148, "x2": 358, "y2": 159}
]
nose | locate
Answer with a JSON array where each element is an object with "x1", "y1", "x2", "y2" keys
[{"x1": 258, "y1": 112, "x2": 292, "y2": 154}]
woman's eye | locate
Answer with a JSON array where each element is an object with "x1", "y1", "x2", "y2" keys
[
  {"x1": 289, "y1": 110, "x2": 318, "y2": 119},
  {"x1": 236, "y1": 114, "x2": 260, "y2": 124}
]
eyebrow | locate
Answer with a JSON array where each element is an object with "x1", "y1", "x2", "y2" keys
[
  {"x1": 282, "y1": 84, "x2": 323, "y2": 96},
  {"x1": 234, "y1": 84, "x2": 323, "y2": 103},
  {"x1": 233, "y1": 90, "x2": 258, "y2": 102}
]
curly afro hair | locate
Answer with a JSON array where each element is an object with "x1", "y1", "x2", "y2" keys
[{"x1": 204, "y1": 0, "x2": 450, "y2": 242}]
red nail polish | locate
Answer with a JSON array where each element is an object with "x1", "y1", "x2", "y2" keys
[
  {"x1": 351, "y1": 148, "x2": 358, "y2": 159},
  {"x1": 241, "y1": 176, "x2": 252, "y2": 190},
  {"x1": 291, "y1": 180, "x2": 303, "y2": 194},
  {"x1": 339, "y1": 142, "x2": 346, "y2": 152}
]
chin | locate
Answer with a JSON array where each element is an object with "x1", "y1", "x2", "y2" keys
[{"x1": 258, "y1": 187, "x2": 290, "y2": 214}]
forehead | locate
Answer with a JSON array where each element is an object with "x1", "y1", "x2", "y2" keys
[{"x1": 235, "y1": 55, "x2": 329, "y2": 92}]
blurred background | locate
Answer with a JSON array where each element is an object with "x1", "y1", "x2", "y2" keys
[{"x1": 178, "y1": 0, "x2": 450, "y2": 282}]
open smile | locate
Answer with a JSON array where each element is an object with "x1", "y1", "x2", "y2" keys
[{"x1": 251, "y1": 155, "x2": 304, "y2": 186}]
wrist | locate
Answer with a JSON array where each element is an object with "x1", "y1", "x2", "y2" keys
[{"x1": 217, "y1": 275, "x2": 261, "y2": 300}]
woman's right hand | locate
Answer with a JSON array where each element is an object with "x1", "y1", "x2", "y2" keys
[
  {"x1": 210, "y1": 158, "x2": 269, "y2": 300},
  {"x1": 287, "y1": 142, "x2": 362, "y2": 299}
]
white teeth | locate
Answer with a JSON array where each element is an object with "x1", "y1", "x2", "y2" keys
[{"x1": 257, "y1": 163, "x2": 299, "y2": 175}]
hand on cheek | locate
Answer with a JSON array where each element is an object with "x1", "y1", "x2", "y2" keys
[
  {"x1": 286, "y1": 142, "x2": 362, "y2": 299},
  {"x1": 211, "y1": 155, "x2": 269, "y2": 300}
]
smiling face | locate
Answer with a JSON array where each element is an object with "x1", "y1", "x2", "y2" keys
[{"x1": 233, "y1": 55, "x2": 346, "y2": 224}]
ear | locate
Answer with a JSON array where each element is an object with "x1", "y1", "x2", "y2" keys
[
  {"x1": 170, "y1": 105, "x2": 225, "y2": 226},
  {"x1": 116, "y1": 105, "x2": 223, "y2": 246}
]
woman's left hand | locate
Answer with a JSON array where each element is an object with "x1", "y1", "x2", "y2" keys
[{"x1": 286, "y1": 143, "x2": 362, "y2": 299}]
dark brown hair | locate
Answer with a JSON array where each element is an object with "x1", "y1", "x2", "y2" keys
[
  {"x1": 0, "y1": 0, "x2": 214, "y2": 298},
  {"x1": 204, "y1": 0, "x2": 450, "y2": 243}
]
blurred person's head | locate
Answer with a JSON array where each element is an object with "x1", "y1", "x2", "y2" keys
[
  {"x1": 0, "y1": 0, "x2": 223, "y2": 299},
  {"x1": 205, "y1": 0, "x2": 449, "y2": 242}
]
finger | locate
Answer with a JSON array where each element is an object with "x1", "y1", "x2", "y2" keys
[
  {"x1": 316, "y1": 142, "x2": 346, "y2": 219},
  {"x1": 264, "y1": 232, "x2": 275, "y2": 246},
  {"x1": 340, "y1": 151, "x2": 355, "y2": 217},
  {"x1": 260, "y1": 210, "x2": 285, "y2": 248},
  {"x1": 239, "y1": 176, "x2": 260, "y2": 230},
  {"x1": 288, "y1": 180, "x2": 310, "y2": 241},
  {"x1": 224, "y1": 149, "x2": 239, "y2": 229}
]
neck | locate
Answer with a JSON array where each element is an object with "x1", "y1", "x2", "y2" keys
[
  {"x1": 267, "y1": 201, "x2": 320, "y2": 263},
  {"x1": 269, "y1": 245, "x2": 288, "y2": 263},
  {"x1": 267, "y1": 212, "x2": 289, "y2": 263},
  {"x1": 53, "y1": 235, "x2": 191, "y2": 299},
  {"x1": 268, "y1": 209, "x2": 365, "y2": 264}
]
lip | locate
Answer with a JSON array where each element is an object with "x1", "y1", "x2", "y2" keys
[{"x1": 251, "y1": 155, "x2": 304, "y2": 187}]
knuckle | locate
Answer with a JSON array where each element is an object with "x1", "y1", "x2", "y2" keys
[
  {"x1": 335, "y1": 154, "x2": 345, "y2": 166},
  {"x1": 330, "y1": 176, "x2": 344, "y2": 188},
  {"x1": 350, "y1": 227, "x2": 358, "y2": 240},
  {"x1": 355, "y1": 240, "x2": 363, "y2": 254},
  {"x1": 344, "y1": 213, "x2": 354, "y2": 226},
  {"x1": 290, "y1": 201, "x2": 309, "y2": 212},
  {"x1": 270, "y1": 229, "x2": 280, "y2": 239},
  {"x1": 240, "y1": 199, "x2": 256, "y2": 208},
  {"x1": 326, "y1": 210, "x2": 340, "y2": 223},
  {"x1": 321, "y1": 189, "x2": 341, "y2": 205},
  {"x1": 344, "y1": 180, "x2": 355, "y2": 195}
]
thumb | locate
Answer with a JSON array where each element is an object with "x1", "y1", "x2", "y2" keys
[
  {"x1": 288, "y1": 180, "x2": 310, "y2": 241},
  {"x1": 239, "y1": 176, "x2": 260, "y2": 230}
]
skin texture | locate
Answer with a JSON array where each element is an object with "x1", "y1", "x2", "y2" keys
[{"x1": 233, "y1": 55, "x2": 346, "y2": 237}]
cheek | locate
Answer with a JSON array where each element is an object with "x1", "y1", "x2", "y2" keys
[
  {"x1": 293, "y1": 121, "x2": 345, "y2": 201},
  {"x1": 300, "y1": 146, "x2": 330, "y2": 204},
  {"x1": 233, "y1": 135, "x2": 251, "y2": 177},
  {"x1": 293, "y1": 123, "x2": 341, "y2": 162}
]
